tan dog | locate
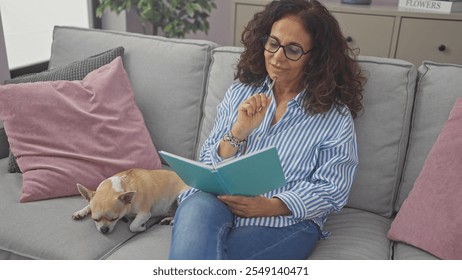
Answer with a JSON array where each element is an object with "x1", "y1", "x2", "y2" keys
[{"x1": 72, "y1": 169, "x2": 189, "y2": 234}]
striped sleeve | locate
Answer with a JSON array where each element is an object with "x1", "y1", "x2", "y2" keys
[
  {"x1": 275, "y1": 115, "x2": 358, "y2": 221},
  {"x1": 177, "y1": 186, "x2": 199, "y2": 203}
]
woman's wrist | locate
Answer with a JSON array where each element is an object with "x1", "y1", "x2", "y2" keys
[
  {"x1": 218, "y1": 130, "x2": 244, "y2": 159},
  {"x1": 218, "y1": 125, "x2": 250, "y2": 159},
  {"x1": 270, "y1": 198, "x2": 292, "y2": 216},
  {"x1": 223, "y1": 130, "x2": 247, "y2": 148},
  {"x1": 230, "y1": 125, "x2": 249, "y2": 141}
]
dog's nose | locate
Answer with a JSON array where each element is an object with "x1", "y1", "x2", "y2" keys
[{"x1": 100, "y1": 226, "x2": 109, "y2": 234}]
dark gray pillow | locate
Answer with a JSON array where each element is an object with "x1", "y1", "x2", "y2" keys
[{"x1": 4, "y1": 46, "x2": 125, "y2": 173}]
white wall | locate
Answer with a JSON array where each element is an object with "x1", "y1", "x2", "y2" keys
[
  {"x1": 184, "y1": 0, "x2": 233, "y2": 46},
  {"x1": 0, "y1": 0, "x2": 91, "y2": 70},
  {"x1": 0, "y1": 9, "x2": 9, "y2": 83}
]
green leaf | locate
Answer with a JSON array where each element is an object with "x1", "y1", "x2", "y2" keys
[
  {"x1": 185, "y1": 3, "x2": 195, "y2": 17},
  {"x1": 191, "y1": 3, "x2": 202, "y2": 12},
  {"x1": 95, "y1": 0, "x2": 216, "y2": 37}
]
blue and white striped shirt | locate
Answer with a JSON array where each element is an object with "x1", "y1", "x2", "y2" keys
[{"x1": 179, "y1": 77, "x2": 358, "y2": 236}]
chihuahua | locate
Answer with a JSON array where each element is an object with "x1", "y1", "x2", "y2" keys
[{"x1": 72, "y1": 168, "x2": 188, "y2": 234}]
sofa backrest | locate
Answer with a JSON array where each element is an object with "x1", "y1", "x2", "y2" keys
[
  {"x1": 200, "y1": 49, "x2": 417, "y2": 217},
  {"x1": 196, "y1": 46, "x2": 243, "y2": 159},
  {"x1": 396, "y1": 62, "x2": 462, "y2": 212},
  {"x1": 49, "y1": 26, "x2": 218, "y2": 160},
  {"x1": 350, "y1": 57, "x2": 416, "y2": 217}
]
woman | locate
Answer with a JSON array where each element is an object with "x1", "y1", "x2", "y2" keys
[{"x1": 169, "y1": 0, "x2": 364, "y2": 260}]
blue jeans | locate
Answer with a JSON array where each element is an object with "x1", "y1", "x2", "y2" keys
[{"x1": 169, "y1": 192, "x2": 320, "y2": 260}]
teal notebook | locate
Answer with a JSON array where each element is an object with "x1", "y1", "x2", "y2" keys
[{"x1": 159, "y1": 147, "x2": 286, "y2": 196}]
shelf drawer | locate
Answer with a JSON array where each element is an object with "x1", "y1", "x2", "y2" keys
[
  {"x1": 396, "y1": 18, "x2": 462, "y2": 65},
  {"x1": 332, "y1": 12, "x2": 395, "y2": 57}
]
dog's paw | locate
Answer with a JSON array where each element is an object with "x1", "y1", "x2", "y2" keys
[
  {"x1": 72, "y1": 206, "x2": 90, "y2": 220},
  {"x1": 129, "y1": 224, "x2": 146, "y2": 232},
  {"x1": 72, "y1": 211, "x2": 86, "y2": 220},
  {"x1": 160, "y1": 217, "x2": 174, "y2": 225}
]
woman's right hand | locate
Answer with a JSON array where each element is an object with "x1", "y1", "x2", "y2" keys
[{"x1": 231, "y1": 93, "x2": 272, "y2": 139}]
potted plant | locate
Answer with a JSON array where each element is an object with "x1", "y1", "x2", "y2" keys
[{"x1": 96, "y1": 0, "x2": 217, "y2": 38}]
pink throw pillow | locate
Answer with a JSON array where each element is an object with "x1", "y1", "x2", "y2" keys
[
  {"x1": 387, "y1": 98, "x2": 462, "y2": 259},
  {"x1": 0, "y1": 57, "x2": 161, "y2": 202}
]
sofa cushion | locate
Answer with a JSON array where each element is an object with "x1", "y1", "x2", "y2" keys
[
  {"x1": 5, "y1": 47, "x2": 124, "y2": 84},
  {"x1": 392, "y1": 243, "x2": 439, "y2": 260},
  {"x1": 49, "y1": 26, "x2": 218, "y2": 160},
  {"x1": 347, "y1": 57, "x2": 416, "y2": 217},
  {"x1": 105, "y1": 224, "x2": 172, "y2": 260},
  {"x1": 3, "y1": 46, "x2": 124, "y2": 173},
  {"x1": 106, "y1": 207, "x2": 393, "y2": 260},
  {"x1": 0, "y1": 125, "x2": 7, "y2": 159},
  {"x1": 0, "y1": 57, "x2": 161, "y2": 202},
  {"x1": 397, "y1": 62, "x2": 462, "y2": 211},
  {"x1": 308, "y1": 208, "x2": 393, "y2": 260},
  {"x1": 387, "y1": 98, "x2": 462, "y2": 260}
]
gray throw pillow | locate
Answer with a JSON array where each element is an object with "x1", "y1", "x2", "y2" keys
[{"x1": 3, "y1": 46, "x2": 125, "y2": 173}]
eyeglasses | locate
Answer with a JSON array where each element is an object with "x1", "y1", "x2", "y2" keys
[{"x1": 262, "y1": 36, "x2": 313, "y2": 61}]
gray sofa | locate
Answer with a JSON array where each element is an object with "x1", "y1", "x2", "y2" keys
[{"x1": 0, "y1": 26, "x2": 461, "y2": 260}]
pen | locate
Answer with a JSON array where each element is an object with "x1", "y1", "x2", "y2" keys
[
  {"x1": 267, "y1": 78, "x2": 276, "y2": 97},
  {"x1": 258, "y1": 78, "x2": 276, "y2": 113}
]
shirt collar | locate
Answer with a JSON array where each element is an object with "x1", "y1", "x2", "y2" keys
[
  {"x1": 263, "y1": 76, "x2": 305, "y2": 110},
  {"x1": 292, "y1": 91, "x2": 305, "y2": 110}
]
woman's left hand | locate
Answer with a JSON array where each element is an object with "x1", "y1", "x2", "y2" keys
[{"x1": 218, "y1": 195, "x2": 291, "y2": 218}]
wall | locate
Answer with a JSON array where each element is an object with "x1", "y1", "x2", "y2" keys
[{"x1": 184, "y1": 0, "x2": 233, "y2": 45}]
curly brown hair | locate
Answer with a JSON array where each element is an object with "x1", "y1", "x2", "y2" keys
[{"x1": 236, "y1": 0, "x2": 365, "y2": 118}]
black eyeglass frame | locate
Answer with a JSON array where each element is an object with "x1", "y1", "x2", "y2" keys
[{"x1": 262, "y1": 35, "x2": 313, "y2": 61}]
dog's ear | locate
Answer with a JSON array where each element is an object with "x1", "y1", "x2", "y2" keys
[
  {"x1": 118, "y1": 191, "x2": 136, "y2": 205},
  {"x1": 77, "y1": 183, "x2": 95, "y2": 202}
]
